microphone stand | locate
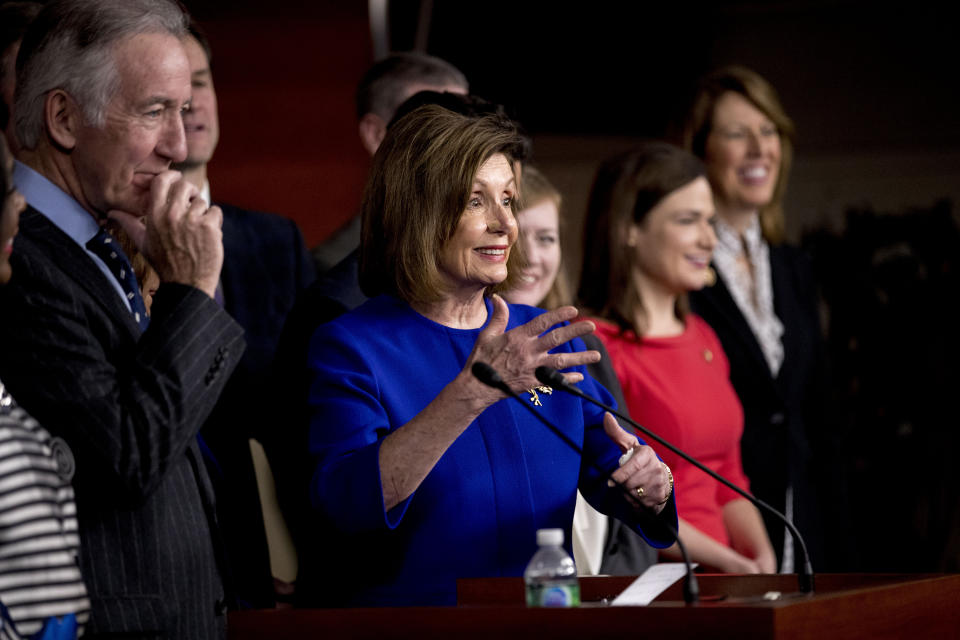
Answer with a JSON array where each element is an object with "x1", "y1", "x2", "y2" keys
[
  {"x1": 535, "y1": 365, "x2": 815, "y2": 595},
  {"x1": 471, "y1": 362, "x2": 700, "y2": 604}
]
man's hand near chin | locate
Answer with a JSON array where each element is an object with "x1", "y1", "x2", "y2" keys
[{"x1": 107, "y1": 169, "x2": 223, "y2": 299}]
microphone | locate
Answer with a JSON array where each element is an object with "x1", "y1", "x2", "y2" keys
[
  {"x1": 536, "y1": 365, "x2": 815, "y2": 594},
  {"x1": 471, "y1": 361, "x2": 700, "y2": 604},
  {"x1": 471, "y1": 361, "x2": 510, "y2": 393}
]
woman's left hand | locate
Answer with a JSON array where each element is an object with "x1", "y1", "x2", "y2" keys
[
  {"x1": 460, "y1": 294, "x2": 600, "y2": 409},
  {"x1": 602, "y1": 412, "x2": 672, "y2": 511}
]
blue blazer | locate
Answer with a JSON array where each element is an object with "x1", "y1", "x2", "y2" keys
[{"x1": 301, "y1": 295, "x2": 677, "y2": 606}]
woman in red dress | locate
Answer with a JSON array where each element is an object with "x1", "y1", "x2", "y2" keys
[{"x1": 578, "y1": 142, "x2": 776, "y2": 573}]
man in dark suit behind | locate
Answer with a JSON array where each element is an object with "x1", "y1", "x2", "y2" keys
[
  {"x1": 311, "y1": 52, "x2": 469, "y2": 274},
  {"x1": 0, "y1": 1, "x2": 244, "y2": 637},
  {"x1": 171, "y1": 22, "x2": 316, "y2": 609}
]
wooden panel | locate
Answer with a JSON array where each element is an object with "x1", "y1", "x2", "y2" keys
[{"x1": 228, "y1": 575, "x2": 960, "y2": 640}]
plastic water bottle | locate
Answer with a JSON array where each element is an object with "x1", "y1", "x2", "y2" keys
[{"x1": 524, "y1": 528, "x2": 580, "y2": 607}]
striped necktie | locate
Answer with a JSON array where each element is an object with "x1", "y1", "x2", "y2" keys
[{"x1": 85, "y1": 228, "x2": 150, "y2": 331}]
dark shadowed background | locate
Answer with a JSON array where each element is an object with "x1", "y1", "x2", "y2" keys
[{"x1": 186, "y1": 0, "x2": 959, "y2": 248}]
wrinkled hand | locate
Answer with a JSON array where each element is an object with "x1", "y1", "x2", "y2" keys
[
  {"x1": 463, "y1": 294, "x2": 600, "y2": 407},
  {"x1": 108, "y1": 171, "x2": 223, "y2": 298},
  {"x1": 603, "y1": 412, "x2": 671, "y2": 510}
]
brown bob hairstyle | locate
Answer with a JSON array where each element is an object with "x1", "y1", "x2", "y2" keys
[
  {"x1": 682, "y1": 65, "x2": 794, "y2": 245},
  {"x1": 578, "y1": 142, "x2": 706, "y2": 337},
  {"x1": 359, "y1": 104, "x2": 526, "y2": 304}
]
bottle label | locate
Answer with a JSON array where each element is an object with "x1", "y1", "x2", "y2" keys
[{"x1": 526, "y1": 581, "x2": 581, "y2": 607}]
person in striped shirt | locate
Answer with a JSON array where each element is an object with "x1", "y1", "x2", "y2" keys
[{"x1": 0, "y1": 117, "x2": 89, "y2": 639}]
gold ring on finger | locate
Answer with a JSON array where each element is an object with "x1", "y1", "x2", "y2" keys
[{"x1": 635, "y1": 486, "x2": 645, "y2": 499}]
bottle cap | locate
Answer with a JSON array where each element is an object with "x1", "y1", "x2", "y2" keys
[{"x1": 536, "y1": 528, "x2": 563, "y2": 546}]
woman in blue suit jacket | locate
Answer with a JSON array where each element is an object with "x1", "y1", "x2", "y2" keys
[{"x1": 303, "y1": 105, "x2": 678, "y2": 606}]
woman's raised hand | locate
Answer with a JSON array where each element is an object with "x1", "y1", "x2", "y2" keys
[{"x1": 463, "y1": 294, "x2": 600, "y2": 406}]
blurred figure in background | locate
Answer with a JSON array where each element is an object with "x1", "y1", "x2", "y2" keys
[
  {"x1": 103, "y1": 218, "x2": 159, "y2": 315},
  {"x1": 503, "y1": 165, "x2": 658, "y2": 576},
  {"x1": 0, "y1": 1, "x2": 41, "y2": 155},
  {"x1": 312, "y1": 52, "x2": 469, "y2": 274},
  {"x1": 580, "y1": 142, "x2": 777, "y2": 573},
  {"x1": 504, "y1": 166, "x2": 568, "y2": 309},
  {"x1": 171, "y1": 19, "x2": 316, "y2": 609},
  {"x1": 683, "y1": 65, "x2": 838, "y2": 571}
]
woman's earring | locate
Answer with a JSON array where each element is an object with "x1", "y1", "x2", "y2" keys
[{"x1": 703, "y1": 266, "x2": 717, "y2": 287}]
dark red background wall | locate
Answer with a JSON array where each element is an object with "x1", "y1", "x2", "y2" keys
[
  {"x1": 188, "y1": 2, "x2": 371, "y2": 247},
  {"x1": 185, "y1": 2, "x2": 960, "y2": 249}
]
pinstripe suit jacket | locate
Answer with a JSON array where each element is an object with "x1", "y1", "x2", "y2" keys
[{"x1": 0, "y1": 207, "x2": 246, "y2": 639}]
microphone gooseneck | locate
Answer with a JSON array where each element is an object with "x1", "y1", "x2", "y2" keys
[
  {"x1": 536, "y1": 364, "x2": 815, "y2": 594},
  {"x1": 472, "y1": 361, "x2": 700, "y2": 603}
]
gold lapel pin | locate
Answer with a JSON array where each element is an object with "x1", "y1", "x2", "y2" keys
[{"x1": 527, "y1": 385, "x2": 553, "y2": 406}]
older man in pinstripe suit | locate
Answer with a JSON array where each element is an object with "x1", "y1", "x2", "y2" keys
[{"x1": 0, "y1": 1, "x2": 244, "y2": 637}]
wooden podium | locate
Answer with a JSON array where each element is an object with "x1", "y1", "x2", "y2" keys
[{"x1": 227, "y1": 574, "x2": 960, "y2": 639}]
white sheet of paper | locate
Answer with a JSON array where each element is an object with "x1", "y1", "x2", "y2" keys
[{"x1": 610, "y1": 563, "x2": 696, "y2": 606}]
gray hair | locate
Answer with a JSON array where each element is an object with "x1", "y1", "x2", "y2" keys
[
  {"x1": 356, "y1": 52, "x2": 468, "y2": 121},
  {"x1": 14, "y1": 0, "x2": 188, "y2": 150}
]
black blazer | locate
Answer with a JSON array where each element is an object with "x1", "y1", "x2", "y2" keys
[
  {"x1": 199, "y1": 204, "x2": 316, "y2": 608},
  {"x1": 0, "y1": 208, "x2": 245, "y2": 638},
  {"x1": 689, "y1": 244, "x2": 829, "y2": 570}
]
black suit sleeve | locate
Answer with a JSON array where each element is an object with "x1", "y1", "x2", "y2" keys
[{"x1": 0, "y1": 243, "x2": 245, "y2": 504}]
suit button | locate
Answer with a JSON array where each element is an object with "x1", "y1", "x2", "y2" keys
[
  {"x1": 770, "y1": 412, "x2": 785, "y2": 425},
  {"x1": 49, "y1": 437, "x2": 76, "y2": 482}
]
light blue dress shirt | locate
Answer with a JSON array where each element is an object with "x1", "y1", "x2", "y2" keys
[{"x1": 13, "y1": 160, "x2": 132, "y2": 311}]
